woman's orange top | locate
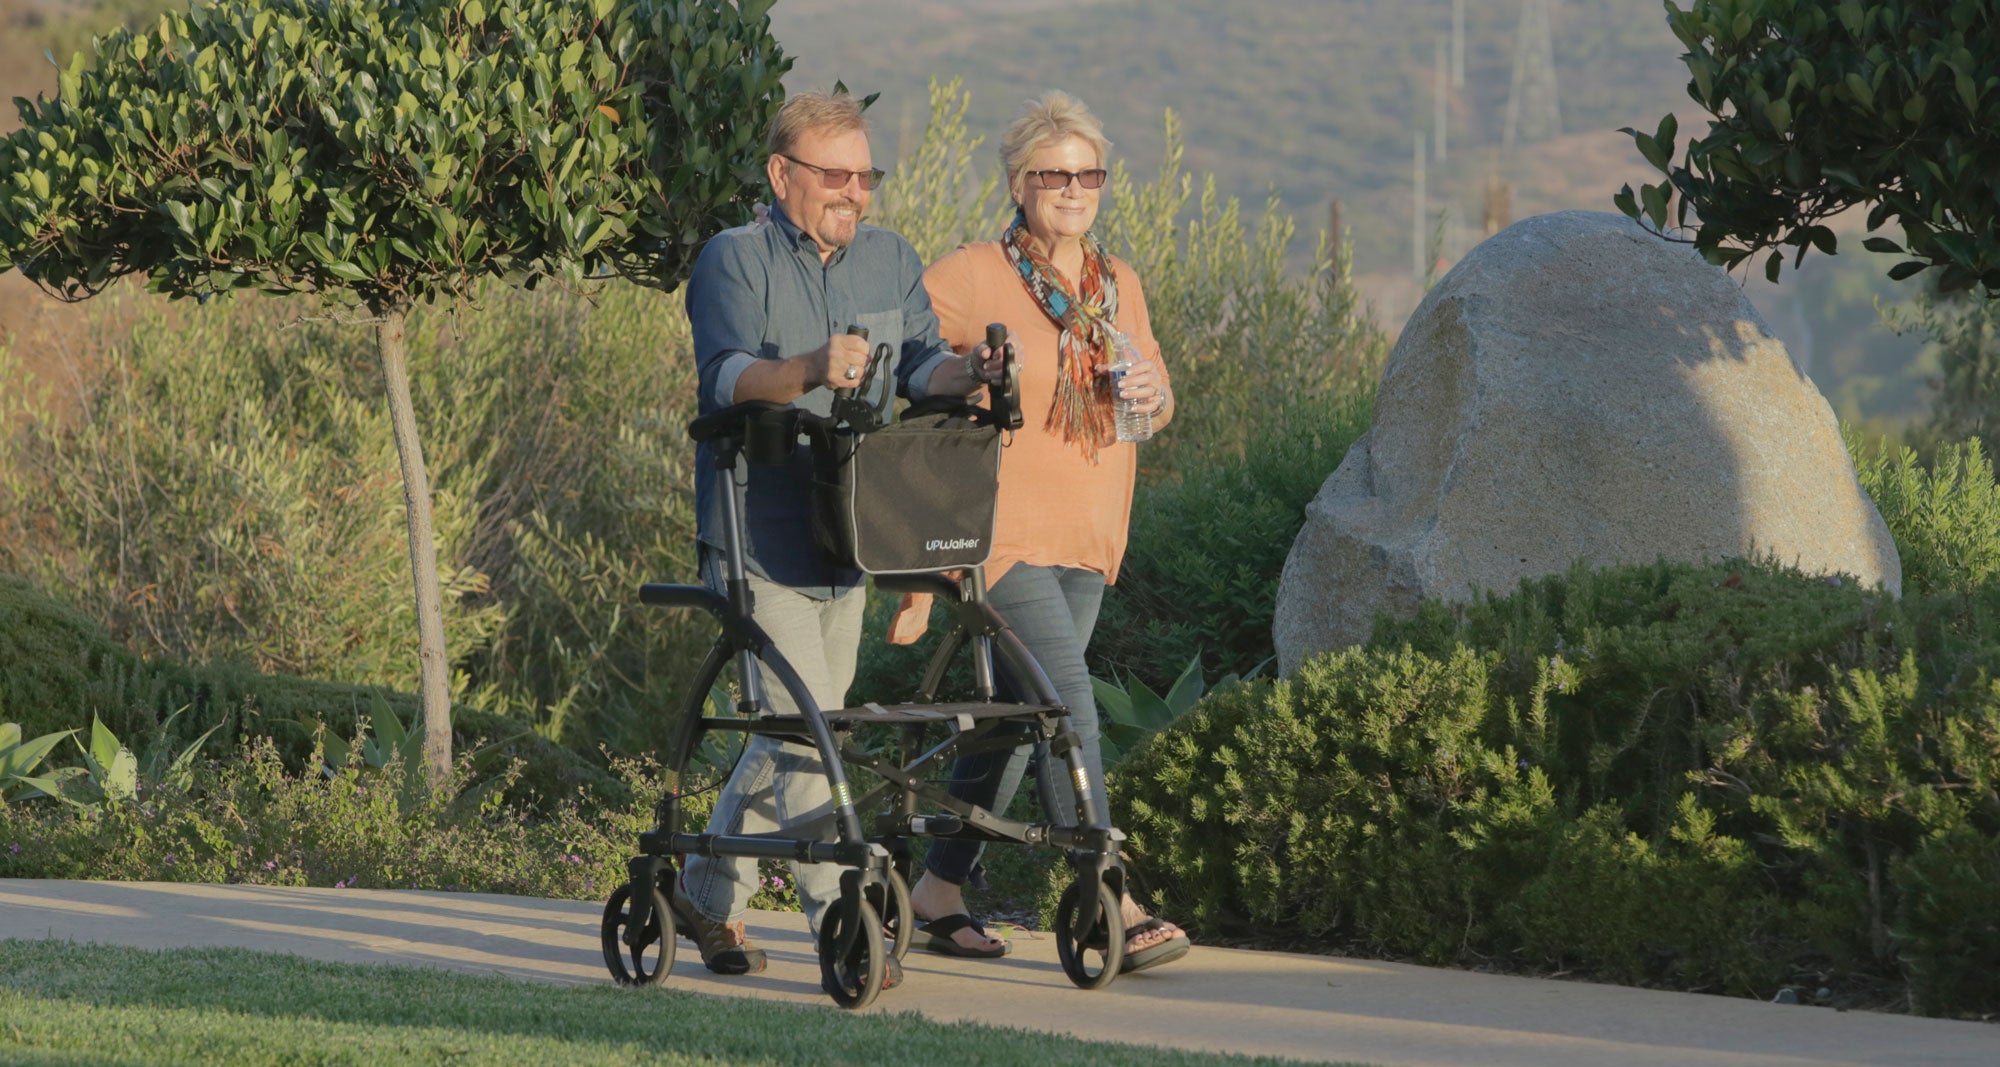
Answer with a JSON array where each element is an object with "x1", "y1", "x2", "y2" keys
[{"x1": 888, "y1": 241, "x2": 1171, "y2": 643}]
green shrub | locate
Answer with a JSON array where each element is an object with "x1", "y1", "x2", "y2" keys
[
  {"x1": 1893, "y1": 825, "x2": 2000, "y2": 1017},
  {"x1": 0, "y1": 574, "x2": 611, "y2": 804},
  {"x1": 0, "y1": 726, "x2": 811, "y2": 912},
  {"x1": 0, "y1": 277, "x2": 711, "y2": 756},
  {"x1": 1115, "y1": 557, "x2": 2000, "y2": 1016},
  {"x1": 1852, "y1": 433, "x2": 2000, "y2": 596},
  {"x1": 0, "y1": 735, "x2": 647, "y2": 897},
  {"x1": 1091, "y1": 391, "x2": 1371, "y2": 688}
]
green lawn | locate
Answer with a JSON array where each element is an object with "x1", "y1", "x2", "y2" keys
[{"x1": 0, "y1": 939, "x2": 1349, "y2": 1067}]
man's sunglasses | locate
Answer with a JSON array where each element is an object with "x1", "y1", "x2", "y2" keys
[
  {"x1": 1025, "y1": 168, "x2": 1108, "y2": 190},
  {"x1": 782, "y1": 155, "x2": 887, "y2": 191}
]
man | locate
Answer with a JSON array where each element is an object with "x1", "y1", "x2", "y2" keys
[{"x1": 674, "y1": 91, "x2": 999, "y2": 978}]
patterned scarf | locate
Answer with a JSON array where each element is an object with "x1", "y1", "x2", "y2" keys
[{"x1": 1002, "y1": 210, "x2": 1120, "y2": 459}]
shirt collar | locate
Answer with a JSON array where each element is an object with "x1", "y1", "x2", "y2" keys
[{"x1": 769, "y1": 202, "x2": 849, "y2": 267}]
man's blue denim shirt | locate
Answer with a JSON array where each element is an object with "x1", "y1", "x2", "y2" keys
[{"x1": 685, "y1": 203, "x2": 956, "y2": 597}]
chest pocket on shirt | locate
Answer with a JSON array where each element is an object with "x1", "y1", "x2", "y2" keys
[{"x1": 849, "y1": 309, "x2": 903, "y2": 414}]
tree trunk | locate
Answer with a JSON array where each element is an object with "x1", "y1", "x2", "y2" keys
[{"x1": 374, "y1": 303, "x2": 453, "y2": 783}]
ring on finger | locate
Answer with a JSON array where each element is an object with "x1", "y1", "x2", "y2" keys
[{"x1": 843, "y1": 366, "x2": 859, "y2": 380}]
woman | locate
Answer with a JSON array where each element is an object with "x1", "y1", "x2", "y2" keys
[{"x1": 899, "y1": 91, "x2": 1187, "y2": 972}]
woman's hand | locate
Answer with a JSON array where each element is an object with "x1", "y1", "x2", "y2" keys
[
  {"x1": 933, "y1": 330, "x2": 1016, "y2": 397},
  {"x1": 1099, "y1": 355, "x2": 1168, "y2": 415},
  {"x1": 969, "y1": 331, "x2": 1015, "y2": 386}
]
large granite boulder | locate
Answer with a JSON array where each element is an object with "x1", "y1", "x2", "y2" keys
[{"x1": 1273, "y1": 210, "x2": 1902, "y2": 675}]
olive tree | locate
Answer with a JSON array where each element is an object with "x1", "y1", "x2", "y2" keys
[
  {"x1": 1616, "y1": 0, "x2": 2000, "y2": 293},
  {"x1": 0, "y1": 0, "x2": 789, "y2": 780}
]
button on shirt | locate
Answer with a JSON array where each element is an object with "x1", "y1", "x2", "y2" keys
[{"x1": 685, "y1": 204, "x2": 957, "y2": 597}]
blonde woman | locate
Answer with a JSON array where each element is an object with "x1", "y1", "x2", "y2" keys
[{"x1": 899, "y1": 91, "x2": 1187, "y2": 972}]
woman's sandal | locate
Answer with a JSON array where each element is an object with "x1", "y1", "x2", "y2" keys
[
  {"x1": 1118, "y1": 917, "x2": 1191, "y2": 974},
  {"x1": 911, "y1": 913, "x2": 1011, "y2": 958}
]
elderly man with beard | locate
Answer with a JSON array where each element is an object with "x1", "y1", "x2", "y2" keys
[{"x1": 668, "y1": 91, "x2": 1001, "y2": 984}]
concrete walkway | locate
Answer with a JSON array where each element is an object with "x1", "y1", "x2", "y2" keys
[{"x1": 1, "y1": 879, "x2": 1994, "y2": 1066}]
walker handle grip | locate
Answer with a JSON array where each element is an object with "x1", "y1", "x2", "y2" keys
[
  {"x1": 986, "y1": 322, "x2": 1023, "y2": 431},
  {"x1": 834, "y1": 324, "x2": 869, "y2": 402}
]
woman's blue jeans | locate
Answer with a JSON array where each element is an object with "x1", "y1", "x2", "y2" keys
[{"x1": 923, "y1": 563, "x2": 1109, "y2": 887}]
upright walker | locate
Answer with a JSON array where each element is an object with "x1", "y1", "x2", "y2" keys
[{"x1": 600, "y1": 325, "x2": 1131, "y2": 1009}]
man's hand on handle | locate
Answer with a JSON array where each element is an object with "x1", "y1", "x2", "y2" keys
[
  {"x1": 729, "y1": 330, "x2": 877, "y2": 404},
  {"x1": 812, "y1": 332, "x2": 874, "y2": 392}
]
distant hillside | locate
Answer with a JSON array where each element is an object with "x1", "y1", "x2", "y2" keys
[
  {"x1": 0, "y1": 0, "x2": 1933, "y2": 426},
  {"x1": 773, "y1": 0, "x2": 1690, "y2": 275},
  {"x1": 771, "y1": 0, "x2": 1928, "y2": 426}
]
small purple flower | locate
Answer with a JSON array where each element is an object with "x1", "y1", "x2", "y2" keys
[
  {"x1": 264, "y1": 860, "x2": 278, "y2": 871},
  {"x1": 164, "y1": 854, "x2": 176, "y2": 866},
  {"x1": 334, "y1": 877, "x2": 353, "y2": 889},
  {"x1": 7, "y1": 843, "x2": 19, "y2": 855},
  {"x1": 769, "y1": 877, "x2": 787, "y2": 891}
]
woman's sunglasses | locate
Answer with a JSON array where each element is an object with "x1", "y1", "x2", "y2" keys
[{"x1": 1025, "y1": 168, "x2": 1108, "y2": 190}]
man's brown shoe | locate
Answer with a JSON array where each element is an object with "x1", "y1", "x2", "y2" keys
[{"x1": 670, "y1": 875, "x2": 768, "y2": 975}]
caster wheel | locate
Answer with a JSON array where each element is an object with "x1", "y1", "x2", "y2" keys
[
  {"x1": 601, "y1": 881, "x2": 675, "y2": 986},
  {"x1": 1054, "y1": 877, "x2": 1124, "y2": 990},
  {"x1": 877, "y1": 866, "x2": 914, "y2": 963},
  {"x1": 818, "y1": 895, "x2": 888, "y2": 1009}
]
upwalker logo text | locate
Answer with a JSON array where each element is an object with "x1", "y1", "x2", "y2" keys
[{"x1": 927, "y1": 538, "x2": 980, "y2": 552}]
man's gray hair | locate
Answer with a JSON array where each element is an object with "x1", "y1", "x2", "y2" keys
[{"x1": 767, "y1": 91, "x2": 870, "y2": 159}]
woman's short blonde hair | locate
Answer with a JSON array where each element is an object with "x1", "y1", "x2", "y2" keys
[
  {"x1": 767, "y1": 91, "x2": 870, "y2": 158},
  {"x1": 999, "y1": 91, "x2": 1112, "y2": 201}
]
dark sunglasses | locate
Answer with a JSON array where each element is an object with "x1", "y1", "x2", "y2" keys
[
  {"x1": 1025, "y1": 168, "x2": 1108, "y2": 190},
  {"x1": 781, "y1": 155, "x2": 886, "y2": 191}
]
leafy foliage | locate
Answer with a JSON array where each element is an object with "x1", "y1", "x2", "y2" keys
[
  {"x1": 1617, "y1": 0, "x2": 2000, "y2": 292},
  {"x1": 0, "y1": 733, "x2": 660, "y2": 896},
  {"x1": 1879, "y1": 289, "x2": 2000, "y2": 455},
  {"x1": 1116, "y1": 550, "x2": 2000, "y2": 1015},
  {"x1": 864, "y1": 77, "x2": 1007, "y2": 266},
  {"x1": 1852, "y1": 433, "x2": 2000, "y2": 596},
  {"x1": 0, "y1": 278, "x2": 714, "y2": 756},
  {"x1": 0, "y1": 573, "x2": 613, "y2": 804},
  {"x1": 1093, "y1": 655, "x2": 1205, "y2": 771},
  {"x1": 1088, "y1": 391, "x2": 1371, "y2": 688},
  {"x1": 0, "y1": 722, "x2": 75, "y2": 804},
  {"x1": 1, "y1": 0, "x2": 792, "y2": 780},
  {"x1": 0, "y1": 0, "x2": 789, "y2": 303}
]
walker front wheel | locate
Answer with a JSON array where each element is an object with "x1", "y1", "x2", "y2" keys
[
  {"x1": 601, "y1": 882, "x2": 676, "y2": 986},
  {"x1": 1054, "y1": 878, "x2": 1124, "y2": 989},
  {"x1": 818, "y1": 896, "x2": 888, "y2": 1009}
]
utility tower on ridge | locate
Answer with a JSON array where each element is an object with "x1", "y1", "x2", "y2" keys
[{"x1": 1503, "y1": 0, "x2": 1561, "y2": 150}]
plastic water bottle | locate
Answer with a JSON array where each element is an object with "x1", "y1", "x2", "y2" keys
[{"x1": 1108, "y1": 329, "x2": 1154, "y2": 443}]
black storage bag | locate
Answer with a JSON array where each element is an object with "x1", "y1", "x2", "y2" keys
[{"x1": 810, "y1": 408, "x2": 1001, "y2": 575}]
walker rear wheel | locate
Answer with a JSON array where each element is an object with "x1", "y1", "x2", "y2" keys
[{"x1": 879, "y1": 867, "x2": 914, "y2": 963}]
